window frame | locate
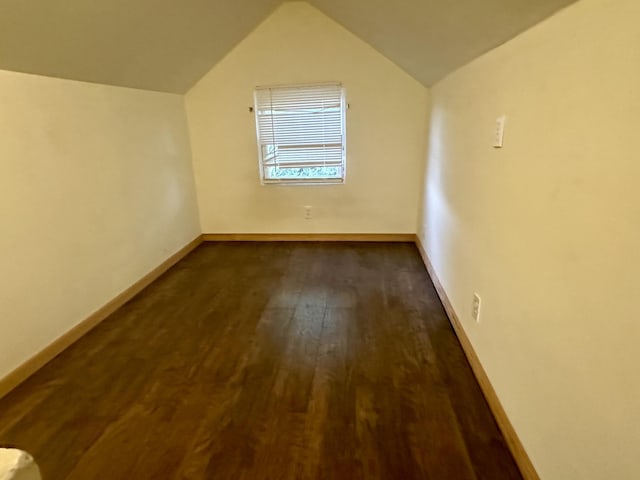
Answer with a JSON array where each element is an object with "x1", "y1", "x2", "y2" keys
[{"x1": 253, "y1": 82, "x2": 347, "y2": 186}]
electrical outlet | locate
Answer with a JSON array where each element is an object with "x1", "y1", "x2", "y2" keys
[
  {"x1": 472, "y1": 293, "x2": 482, "y2": 323},
  {"x1": 304, "y1": 205, "x2": 312, "y2": 220}
]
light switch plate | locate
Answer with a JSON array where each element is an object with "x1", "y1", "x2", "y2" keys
[{"x1": 494, "y1": 115, "x2": 506, "y2": 148}]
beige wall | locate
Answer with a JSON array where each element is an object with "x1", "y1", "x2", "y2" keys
[
  {"x1": 418, "y1": 0, "x2": 640, "y2": 478},
  {"x1": 0, "y1": 69, "x2": 200, "y2": 381},
  {"x1": 186, "y1": 1, "x2": 429, "y2": 234}
]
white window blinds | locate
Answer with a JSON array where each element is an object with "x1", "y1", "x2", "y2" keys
[{"x1": 254, "y1": 83, "x2": 346, "y2": 184}]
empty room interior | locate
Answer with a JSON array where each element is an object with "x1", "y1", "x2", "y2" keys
[{"x1": 1, "y1": 0, "x2": 638, "y2": 478}]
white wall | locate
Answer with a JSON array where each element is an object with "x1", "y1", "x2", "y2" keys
[
  {"x1": 417, "y1": 0, "x2": 640, "y2": 478},
  {"x1": 186, "y1": 1, "x2": 429, "y2": 234},
  {"x1": 0, "y1": 69, "x2": 200, "y2": 381}
]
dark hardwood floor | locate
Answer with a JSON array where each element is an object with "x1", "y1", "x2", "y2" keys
[{"x1": 0, "y1": 242, "x2": 521, "y2": 479}]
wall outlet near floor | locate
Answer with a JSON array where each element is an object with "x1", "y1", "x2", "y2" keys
[
  {"x1": 304, "y1": 205, "x2": 312, "y2": 220},
  {"x1": 472, "y1": 293, "x2": 482, "y2": 323}
]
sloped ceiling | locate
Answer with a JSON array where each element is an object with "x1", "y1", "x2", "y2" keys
[
  {"x1": 0, "y1": 0, "x2": 281, "y2": 93},
  {"x1": 0, "y1": 0, "x2": 578, "y2": 93},
  {"x1": 309, "y1": 0, "x2": 579, "y2": 87}
]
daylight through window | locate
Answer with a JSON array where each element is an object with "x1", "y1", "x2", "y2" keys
[{"x1": 254, "y1": 83, "x2": 346, "y2": 184}]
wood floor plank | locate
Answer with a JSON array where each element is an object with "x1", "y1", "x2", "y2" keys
[{"x1": 0, "y1": 242, "x2": 522, "y2": 479}]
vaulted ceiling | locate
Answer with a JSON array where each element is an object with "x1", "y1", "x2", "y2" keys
[{"x1": 0, "y1": 0, "x2": 577, "y2": 93}]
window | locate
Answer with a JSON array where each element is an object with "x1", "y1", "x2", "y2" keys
[{"x1": 254, "y1": 82, "x2": 346, "y2": 185}]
